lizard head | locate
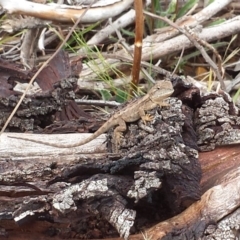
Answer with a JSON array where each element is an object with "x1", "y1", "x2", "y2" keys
[{"x1": 149, "y1": 80, "x2": 174, "y2": 102}]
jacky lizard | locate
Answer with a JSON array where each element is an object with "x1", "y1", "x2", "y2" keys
[{"x1": 8, "y1": 80, "x2": 174, "y2": 148}]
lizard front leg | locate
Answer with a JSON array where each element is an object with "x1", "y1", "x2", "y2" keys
[
  {"x1": 139, "y1": 100, "x2": 170, "y2": 124},
  {"x1": 113, "y1": 118, "x2": 127, "y2": 152},
  {"x1": 158, "y1": 100, "x2": 170, "y2": 107}
]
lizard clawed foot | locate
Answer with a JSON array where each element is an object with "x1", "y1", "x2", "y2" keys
[
  {"x1": 141, "y1": 114, "x2": 154, "y2": 125},
  {"x1": 114, "y1": 131, "x2": 123, "y2": 146},
  {"x1": 112, "y1": 131, "x2": 124, "y2": 152}
]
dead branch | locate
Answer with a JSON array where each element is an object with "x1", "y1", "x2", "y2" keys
[
  {"x1": 0, "y1": 0, "x2": 133, "y2": 23},
  {"x1": 79, "y1": 16, "x2": 240, "y2": 89}
]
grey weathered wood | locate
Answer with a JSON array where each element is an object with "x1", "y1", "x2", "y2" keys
[{"x1": 0, "y1": 132, "x2": 107, "y2": 160}]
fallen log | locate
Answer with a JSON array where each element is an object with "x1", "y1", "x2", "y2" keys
[{"x1": 1, "y1": 78, "x2": 240, "y2": 239}]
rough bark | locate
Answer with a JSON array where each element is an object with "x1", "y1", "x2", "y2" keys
[{"x1": 0, "y1": 78, "x2": 240, "y2": 239}]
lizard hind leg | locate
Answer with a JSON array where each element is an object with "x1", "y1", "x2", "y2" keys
[{"x1": 112, "y1": 118, "x2": 127, "y2": 152}]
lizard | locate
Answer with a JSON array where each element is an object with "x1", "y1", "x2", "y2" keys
[{"x1": 8, "y1": 80, "x2": 174, "y2": 149}]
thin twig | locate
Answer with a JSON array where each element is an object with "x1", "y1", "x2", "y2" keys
[
  {"x1": 184, "y1": 26, "x2": 225, "y2": 90},
  {"x1": 75, "y1": 99, "x2": 121, "y2": 107},
  {"x1": 0, "y1": 2, "x2": 95, "y2": 135},
  {"x1": 143, "y1": 10, "x2": 226, "y2": 90}
]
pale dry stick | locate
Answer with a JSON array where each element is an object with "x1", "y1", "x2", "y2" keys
[
  {"x1": 0, "y1": 0, "x2": 134, "y2": 23},
  {"x1": 143, "y1": 10, "x2": 226, "y2": 90},
  {"x1": 21, "y1": 28, "x2": 41, "y2": 69},
  {"x1": 87, "y1": 9, "x2": 136, "y2": 47},
  {"x1": 0, "y1": 2, "x2": 95, "y2": 135},
  {"x1": 75, "y1": 99, "x2": 120, "y2": 107},
  {"x1": 152, "y1": 0, "x2": 233, "y2": 43}
]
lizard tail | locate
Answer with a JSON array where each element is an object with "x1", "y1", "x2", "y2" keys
[{"x1": 8, "y1": 134, "x2": 102, "y2": 148}]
